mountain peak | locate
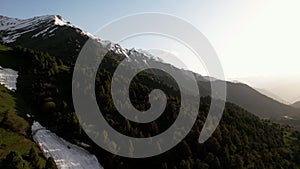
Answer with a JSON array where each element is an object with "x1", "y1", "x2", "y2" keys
[
  {"x1": 0, "y1": 14, "x2": 72, "y2": 30},
  {"x1": 52, "y1": 15, "x2": 72, "y2": 26},
  {"x1": 26, "y1": 14, "x2": 72, "y2": 27},
  {"x1": 0, "y1": 14, "x2": 75, "y2": 43}
]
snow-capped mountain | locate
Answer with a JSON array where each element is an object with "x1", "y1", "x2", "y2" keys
[
  {"x1": 0, "y1": 15, "x2": 91, "y2": 62},
  {"x1": 0, "y1": 14, "x2": 202, "y2": 94},
  {"x1": 0, "y1": 15, "x2": 165, "y2": 65},
  {"x1": 0, "y1": 14, "x2": 184, "y2": 78},
  {"x1": 0, "y1": 15, "x2": 73, "y2": 43},
  {"x1": 0, "y1": 66, "x2": 18, "y2": 90}
]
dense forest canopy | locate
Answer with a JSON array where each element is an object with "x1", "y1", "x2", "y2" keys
[{"x1": 0, "y1": 44, "x2": 300, "y2": 168}]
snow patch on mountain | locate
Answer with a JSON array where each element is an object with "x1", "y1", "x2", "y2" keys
[
  {"x1": 97, "y1": 39, "x2": 129, "y2": 57},
  {"x1": 49, "y1": 27, "x2": 58, "y2": 33},
  {"x1": 126, "y1": 48, "x2": 166, "y2": 64},
  {"x1": 79, "y1": 29, "x2": 97, "y2": 39},
  {"x1": 54, "y1": 15, "x2": 73, "y2": 27},
  {"x1": 0, "y1": 15, "x2": 74, "y2": 42},
  {"x1": 0, "y1": 66, "x2": 18, "y2": 91},
  {"x1": 0, "y1": 16, "x2": 22, "y2": 31},
  {"x1": 32, "y1": 27, "x2": 52, "y2": 38},
  {"x1": 0, "y1": 15, "x2": 165, "y2": 63},
  {"x1": 1, "y1": 14, "x2": 175, "y2": 73},
  {"x1": 32, "y1": 121, "x2": 103, "y2": 169},
  {"x1": 1, "y1": 15, "x2": 50, "y2": 31}
]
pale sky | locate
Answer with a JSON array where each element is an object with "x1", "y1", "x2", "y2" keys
[
  {"x1": 114, "y1": 1, "x2": 300, "y2": 79},
  {"x1": 212, "y1": 0, "x2": 300, "y2": 78},
  {"x1": 118, "y1": 1, "x2": 300, "y2": 103}
]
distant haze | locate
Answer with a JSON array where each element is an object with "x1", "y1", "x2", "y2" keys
[
  {"x1": 121, "y1": 38, "x2": 300, "y2": 105},
  {"x1": 233, "y1": 76, "x2": 300, "y2": 104}
]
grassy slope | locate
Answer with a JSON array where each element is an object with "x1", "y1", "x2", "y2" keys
[
  {"x1": 0, "y1": 85, "x2": 46, "y2": 165},
  {"x1": 0, "y1": 45, "x2": 46, "y2": 167}
]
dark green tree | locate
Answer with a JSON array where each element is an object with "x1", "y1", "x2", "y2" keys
[
  {"x1": 44, "y1": 157, "x2": 57, "y2": 169},
  {"x1": 3, "y1": 151, "x2": 29, "y2": 169},
  {"x1": 28, "y1": 148, "x2": 43, "y2": 169}
]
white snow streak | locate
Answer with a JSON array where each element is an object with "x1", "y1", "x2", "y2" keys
[
  {"x1": 32, "y1": 121, "x2": 103, "y2": 169},
  {"x1": 0, "y1": 15, "x2": 73, "y2": 43},
  {"x1": 54, "y1": 15, "x2": 73, "y2": 27},
  {"x1": 0, "y1": 66, "x2": 18, "y2": 91}
]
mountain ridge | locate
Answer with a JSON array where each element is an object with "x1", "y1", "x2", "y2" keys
[
  {"x1": 291, "y1": 101, "x2": 300, "y2": 109},
  {"x1": 255, "y1": 87, "x2": 291, "y2": 105},
  {"x1": 0, "y1": 14, "x2": 299, "y2": 124}
]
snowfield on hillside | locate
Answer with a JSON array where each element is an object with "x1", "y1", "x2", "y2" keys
[
  {"x1": 0, "y1": 66, "x2": 18, "y2": 90},
  {"x1": 32, "y1": 121, "x2": 103, "y2": 169},
  {"x1": 0, "y1": 66, "x2": 104, "y2": 169}
]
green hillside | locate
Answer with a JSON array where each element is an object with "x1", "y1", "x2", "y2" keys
[
  {"x1": 0, "y1": 45, "x2": 57, "y2": 169},
  {"x1": 0, "y1": 84, "x2": 48, "y2": 168}
]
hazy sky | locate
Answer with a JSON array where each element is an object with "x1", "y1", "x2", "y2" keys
[{"x1": 1, "y1": 0, "x2": 300, "y2": 102}]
